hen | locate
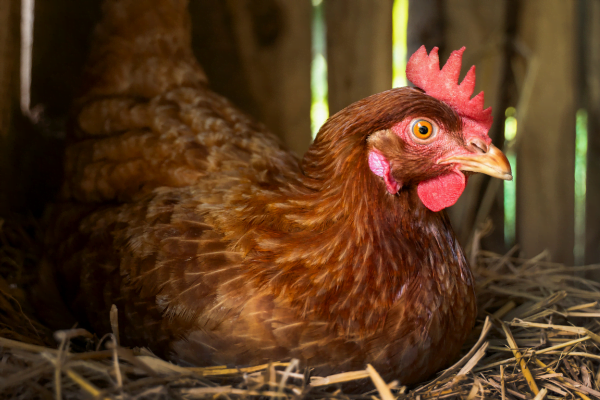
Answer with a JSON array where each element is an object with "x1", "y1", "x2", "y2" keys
[{"x1": 41, "y1": 0, "x2": 512, "y2": 385}]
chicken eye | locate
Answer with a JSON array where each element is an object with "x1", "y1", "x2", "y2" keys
[{"x1": 411, "y1": 119, "x2": 434, "y2": 140}]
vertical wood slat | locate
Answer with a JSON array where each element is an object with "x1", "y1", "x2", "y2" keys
[
  {"x1": 0, "y1": 0, "x2": 20, "y2": 137},
  {"x1": 516, "y1": 0, "x2": 576, "y2": 264},
  {"x1": 441, "y1": 0, "x2": 509, "y2": 251},
  {"x1": 0, "y1": 0, "x2": 21, "y2": 215},
  {"x1": 585, "y1": 0, "x2": 600, "y2": 265},
  {"x1": 31, "y1": 0, "x2": 101, "y2": 118},
  {"x1": 325, "y1": 0, "x2": 393, "y2": 116},
  {"x1": 189, "y1": 1, "x2": 264, "y2": 134},
  {"x1": 191, "y1": 0, "x2": 312, "y2": 158},
  {"x1": 226, "y1": 0, "x2": 312, "y2": 157},
  {"x1": 407, "y1": 0, "x2": 445, "y2": 58},
  {"x1": 4, "y1": 0, "x2": 100, "y2": 215}
]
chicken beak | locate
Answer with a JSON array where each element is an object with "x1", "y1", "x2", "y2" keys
[{"x1": 438, "y1": 144, "x2": 513, "y2": 180}]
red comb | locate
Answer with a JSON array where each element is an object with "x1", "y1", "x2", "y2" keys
[{"x1": 406, "y1": 46, "x2": 493, "y2": 140}]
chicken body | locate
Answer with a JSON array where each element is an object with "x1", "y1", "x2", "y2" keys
[{"x1": 42, "y1": 0, "x2": 509, "y2": 385}]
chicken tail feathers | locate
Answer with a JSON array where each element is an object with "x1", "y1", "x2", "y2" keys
[{"x1": 63, "y1": 0, "x2": 216, "y2": 203}]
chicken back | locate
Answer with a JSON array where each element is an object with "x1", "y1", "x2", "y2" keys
[{"x1": 41, "y1": 0, "x2": 512, "y2": 385}]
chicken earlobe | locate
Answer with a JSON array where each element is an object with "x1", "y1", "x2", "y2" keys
[{"x1": 367, "y1": 150, "x2": 401, "y2": 194}]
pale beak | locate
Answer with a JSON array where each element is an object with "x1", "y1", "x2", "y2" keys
[{"x1": 438, "y1": 144, "x2": 513, "y2": 180}]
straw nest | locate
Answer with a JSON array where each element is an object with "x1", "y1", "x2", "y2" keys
[{"x1": 1, "y1": 217, "x2": 600, "y2": 400}]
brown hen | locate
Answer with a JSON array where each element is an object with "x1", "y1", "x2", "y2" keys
[{"x1": 40, "y1": 0, "x2": 512, "y2": 385}]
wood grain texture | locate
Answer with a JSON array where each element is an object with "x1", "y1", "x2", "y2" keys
[
  {"x1": 31, "y1": 0, "x2": 101, "y2": 118},
  {"x1": 0, "y1": 0, "x2": 19, "y2": 137},
  {"x1": 189, "y1": 1, "x2": 262, "y2": 130},
  {"x1": 228, "y1": 0, "x2": 312, "y2": 158},
  {"x1": 585, "y1": 0, "x2": 600, "y2": 266},
  {"x1": 0, "y1": 0, "x2": 20, "y2": 214},
  {"x1": 190, "y1": 0, "x2": 312, "y2": 158},
  {"x1": 407, "y1": 0, "x2": 445, "y2": 59},
  {"x1": 3, "y1": 0, "x2": 102, "y2": 215},
  {"x1": 189, "y1": 0, "x2": 312, "y2": 158},
  {"x1": 516, "y1": 0, "x2": 576, "y2": 264},
  {"x1": 325, "y1": 0, "x2": 393, "y2": 115}
]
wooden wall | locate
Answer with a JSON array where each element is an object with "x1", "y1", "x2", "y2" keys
[
  {"x1": 325, "y1": 0, "x2": 393, "y2": 115},
  {"x1": 586, "y1": 0, "x2": 600, "y2": 266},
  {"x1": 0, "y1": 0, "x2": 19, "y2": 136},
  {"x1": 190, "y1": 0, "x2": 313, "y2": 157},
  {"x1": 516, "y1": 0, "x2": 577, "y2": 265},
  {"x1": 0, "y1": 0, "x2": 20, "y2": 215},
  {"x1": 2, "y1": 0, "x2": 99, "y2": 215}
]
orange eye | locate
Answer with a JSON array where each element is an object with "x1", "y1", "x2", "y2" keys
[{"x1": 412, "y1": 119, "x2": 434, "y2": 140}]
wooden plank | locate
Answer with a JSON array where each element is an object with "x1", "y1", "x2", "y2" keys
[
  {"x1": 516, "y1": 0, "x2": 577, "y2": 264},
  {"x1": 229, "y1": 0, "x2": 312, "y2": 157},
  {"x1": 189, "y1": 1, "x2": 263, "y2": 129},
  {"x1": 191, "y1": 0, "x2": 312, "y2": 158},
  {"x1": 0, "y1": 0, "x2": 20, "y2": 137},
  {"x1": 441, "y1": 0, "x2": 509, "y2": 251},
  {"x1": 585, "y1": 0, "x2": 600, "y2": 265},
  {"x1": 3, "y1": 0, "x2": 101, "y2": 215},
  {"x1": 325, "y1": 0, "x2": 393, "y2": 115},
  {"x1": 30, "y1": 0, "x2": 101, "y2": 118},
  {"x1": 0, "y1": 0, "x2": 20, "y2": 136},
  {"x1": 407, "y1": 0, "x2": 445, "y2": 58},
  {"x1": 0, "y1": 0, "x2": 20, "y2": 215}
]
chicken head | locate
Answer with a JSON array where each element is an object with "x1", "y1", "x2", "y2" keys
[{"x1": 366, "y1": 46, "x2": 512, "y2": 212}]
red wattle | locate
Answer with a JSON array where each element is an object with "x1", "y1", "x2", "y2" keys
[{"x1": 417, "y1": 170, "x2": 466, "y2": 212}]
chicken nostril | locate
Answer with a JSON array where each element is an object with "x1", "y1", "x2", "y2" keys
[{"x1": 468, "y1": 138, "x2": 489, "y2": 154}]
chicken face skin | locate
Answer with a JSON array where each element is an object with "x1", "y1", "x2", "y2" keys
[{"x1": 366, "y1": 89, "x2": 465, "y2": 190}]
